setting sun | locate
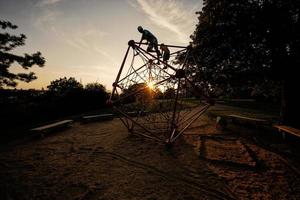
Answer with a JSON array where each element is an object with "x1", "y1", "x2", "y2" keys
[{"x1": 147, "y1": 81, "x2": 155, "y2": 90}]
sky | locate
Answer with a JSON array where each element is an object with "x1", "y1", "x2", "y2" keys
[{"x1": 0, "y1": 0, "x2": 203, "y2": 90}]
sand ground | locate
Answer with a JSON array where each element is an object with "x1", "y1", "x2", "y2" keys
[{"x1": 0, "y1": 106, "x2": 299, "y2": 200}]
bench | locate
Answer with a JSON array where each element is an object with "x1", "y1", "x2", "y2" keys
[
  {"x1": 30, "y1": 120, "x2": 73, "y2": 137},
  {"x1": 228, "y1": 114, "x2": 270, "y2": 125},
  {"x1": 274, "y1": 125, "x2": 300, "y2": 140},
  {"x1": 126, "y1": 111, "x2": 149, "y2": 117},
  {"x1": 82, "y1": 114, "x2": 114, "y2": 122},
  {"x1": 216, "y1": 114, "x2": 270, "y2": 129}
]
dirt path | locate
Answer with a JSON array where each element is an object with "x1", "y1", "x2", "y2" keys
[{"x1": 0, "y1": 113, "x2": 299, "y2": 199}]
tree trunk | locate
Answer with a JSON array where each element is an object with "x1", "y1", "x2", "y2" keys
[{"x1": 280, "y1": 77, "x2": 299, "y2": 129}]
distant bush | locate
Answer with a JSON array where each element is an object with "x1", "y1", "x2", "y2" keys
[{"x1": 0, "y1": 77, "x2": 110, "y2": 141}]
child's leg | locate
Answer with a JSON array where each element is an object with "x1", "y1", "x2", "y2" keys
[
  {"x1": 163, "y1": 53, "x2": 169, "y2": 69},
  {"x1": 154, "y1": 44, "x2": 161, "y2": 57},
  {"x1": 147, "y1": 43, "x2": 154, "y2": 52}
]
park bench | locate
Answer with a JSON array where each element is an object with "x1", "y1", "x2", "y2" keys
[
  {"x1": 228, "y1": 114, "x2": 270, "y2": 125},
  {"x1": 216, "y1": 114, "x2": 270, "y2": 129},
  {"x1": 81, "y1": 114, "x2": 114, "y2": 122},
  {"x1": 30, "y1": 119, "x2": 73, "y2": 137},
  {"x1": 126, "y1": 111, "x2": 149, "y2": 117},
  {"x1": 273, "y1": 125, "x2": 300, "y2": 140}
]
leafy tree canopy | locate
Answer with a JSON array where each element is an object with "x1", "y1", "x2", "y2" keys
[
  {"x1": 47, "y1": 77, "x2": 83, "y2": 95},
  {"x1": 189, "y1": 0, "x2": 299, "y2": 90},
  {"x1": 0, "y1": 20, "x2": 45, "y2": 88},
  {"x1": 188, "y1": 0, "x2": 299, "y2": 126},
  {"x1": 85, "y1": 82, "x2": 106, "y2": 92}
]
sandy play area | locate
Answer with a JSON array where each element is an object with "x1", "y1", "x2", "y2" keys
[{"x1": 0, "y1": 110, "x2": 299, "y2": 199}]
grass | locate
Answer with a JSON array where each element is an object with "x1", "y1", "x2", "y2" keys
[{"x1": 218, "y1": 99, "x2": 280, "y2": 116}]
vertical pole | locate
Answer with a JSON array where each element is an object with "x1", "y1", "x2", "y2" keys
[
  {"x1": 180, "y1": 48, "x2": 190, "y2": 70},
  {"x1": 169, "y1": 78, "x2": 181, "y2": 142},
  {"x1": 110, "y1": 45, "x2": 131, "y2": 100},
  {"x1": 149, "y1": 60, "x2": 152, "y2": 83}
]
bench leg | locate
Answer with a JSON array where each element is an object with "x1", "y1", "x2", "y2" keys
[
  {"x1": 282, "y1": 132, "x2": 286, "y2": 140},
  {"x1": 279, "y1": 130, "x2": 286, "y2": 140},
  {"x1": 40, "y1": 132, "x2": 45, "y2": 139}
]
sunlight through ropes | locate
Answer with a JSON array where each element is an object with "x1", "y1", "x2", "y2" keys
[{"x1": 108, "y1": 40, "x2": 214, "y2": 145}]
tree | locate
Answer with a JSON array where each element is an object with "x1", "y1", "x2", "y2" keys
[
  {"x1": 189, "y1": 0, "x2": 299, "y2": 127},
  {"x1": 85, "y1": 82, "x2": 106, "y2": 92},
  {"x1": 0, "y1": 20, "x2": 45, "y2": 88},
  {"x1": 120, "y1": 83, "x2": 153, "y2": 104},
  {"x1": 85, "y1": 82, "x2": 109, "y2": 106},
  {"x1": 47, "y1": 77, "x2": 83, "y2": 96},
  {"x1": 46, "y1": 77, "x2": 84, "y2": 115},
  {"x1": 164, "y1": 88, "x2": 176, "y2": 99},
  {"x1": 153, "y1": 87, "x2": 163, "y2": 99}
]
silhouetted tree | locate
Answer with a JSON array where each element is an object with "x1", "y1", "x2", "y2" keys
[
  {"x1": 46, "y1": 77, "x2": 84, "y2": 114},
  {"x1": 190, "y1": 0, "x2": 299, "y2": 127},
  {"x1": 47, "y1": 77, "x2": 83, "y2": 96},
  {"x1": 85, "y1": 82, "x2": 106, "y2": 92},
  {"x1": 121, "y1": 83, "x2": 150, "y2": 104},
  {"x1": 164, "y1": 88, "x2": 176, "y2": 99},
  {"x1": 153, "y1": 87, "x2": 163, "y2": 99},
  {"x1": 0, "y1": 20, "x2": 45, "y2": 88},
  {"x1": 85, "y1": 82, "x2": 109, "y2": 107}
]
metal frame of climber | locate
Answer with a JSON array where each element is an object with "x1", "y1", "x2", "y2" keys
[{"x1": 108, "y1": 40, "x2": 214, "y2": 145}]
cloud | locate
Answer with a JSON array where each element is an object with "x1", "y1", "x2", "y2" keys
[
  {"x1": 37, "y1": 0, "x2": 64, "y2": 7},
  {"x1": 32, "y1": 8, "x2": 113, "y2": 65},
  {"x1": 33, "y1": 9, "x2": 62, "y2": 28},
  {"x1": 54, "y1": 30, "x2": 117, "y2": 68},
  {"x1": 129, "y1": 0, "x2": 203, "y2": 44},
  {"x1": 60, "y1": 29, "x2": 113, "y2": 63}
]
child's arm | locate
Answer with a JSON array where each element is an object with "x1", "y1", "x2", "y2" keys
[{"x1": 138, "y1": 35, "x2": 144, "y2": 47}]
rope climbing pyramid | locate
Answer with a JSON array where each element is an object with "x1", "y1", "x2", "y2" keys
[{"x1": 108, "y1": 40, "x2": 214, "y2": 145}]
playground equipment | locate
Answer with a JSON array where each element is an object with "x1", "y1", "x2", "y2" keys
[{"x1": 108, "y1": 40, "x2": 214, "y2": 144}]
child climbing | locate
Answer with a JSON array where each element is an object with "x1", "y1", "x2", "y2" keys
[
  {"x1": 160, "y1": 43, "x2": 170, "y2": 69},
  {"x1": 137, "y1": 26, "x2": 161, "y2": 62}
]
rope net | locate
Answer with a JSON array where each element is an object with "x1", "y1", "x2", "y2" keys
[{"x1": 109, "y1": 41, "x2": 213, "y2": 144}]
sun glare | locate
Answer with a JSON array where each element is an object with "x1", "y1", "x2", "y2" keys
[{"x1": 147, "y1": 81, "x2": 155, "y2": 90}]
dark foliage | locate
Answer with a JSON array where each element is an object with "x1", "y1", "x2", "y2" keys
[
  {"x1": 0, "y1": 77, "x2": 109, "y2": 142},
  {"x1": 0, "y1": 20, "x2": 45, "y2": 87},
  {"x1": 188, "y1": 0, "x2": 299, "y2": 126}
]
